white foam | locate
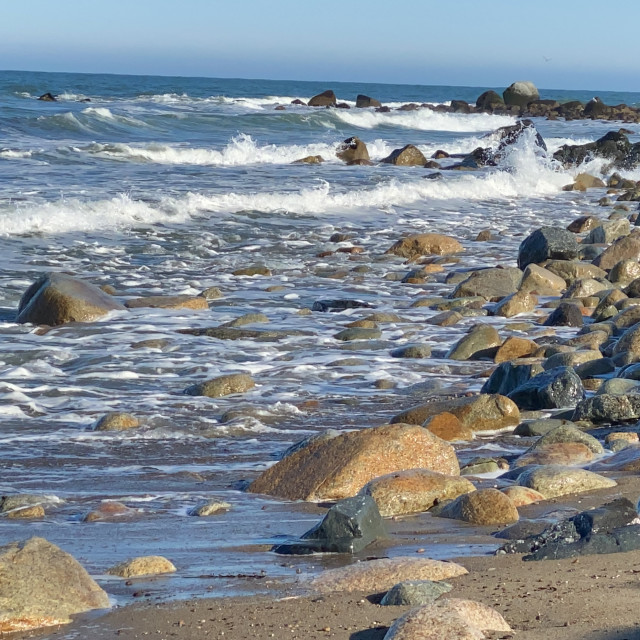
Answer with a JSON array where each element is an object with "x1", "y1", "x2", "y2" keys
[
  {"x1": 334, "y1": 109, "x2": 516, "y2": 132},
  {"x1": 0, "y1": 149, "x2": 33, "y2": 159}
]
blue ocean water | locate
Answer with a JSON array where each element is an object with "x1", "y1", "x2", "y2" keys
[{"x1": 0, "y1": 69, "x2": 638, "y2": 607}]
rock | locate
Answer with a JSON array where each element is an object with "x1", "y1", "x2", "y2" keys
[
  {"x1": 515, "y1": 442, "x2": 595, "y2": 467},
  {"x1": 336, "y1": 136, "x2": 370, "y2": 164},
  {"x1": 446, "y1": 324, "x2": 501, "y2": 360},
  {"x1": 293, "y1": 155, "x2": 324, "y2": 164},
  {"x1": 566, "y1": 173, "x2": 606, "y2": 191},
  {"x1": 589, "y1": 445, "x2": 640, "y2": 472},
  {"x1": 188, "y1": 500, "x2": 231, "y2": 516},
  {"x1": 503, "y1": 81, "x2": 540, "y2": 107},
  {"x1": 613, "y1": 321, "x2": 640, "y2": 357},
  {"x1": 567, "y1": 215, "x2": 602, "y2": 233},
  {"x1": 494, "y1": 337, "x2": 538, "y2": 362},
  {"x1": 596, "y1": 378, "x2": 640, "y2": 396},
  {"x1": 452, "y1": 267, "x2": 522, "y2": 301},
  {"x1": 83, "y1": 501, "x2": 135, "y2": 522},
  {"x1": 573, "y1": 393, "x2": 640, "y2": 423},
  {"x1": 308, "y1": 557, "x2": 468, "y2": 594},
  {"x1": 385, "y1": 233, "x2": 464, "y2": 260},
  {"x1": 184, "y1": 373, "x2": 255, "y2": 398},
  {"x1": 519, "y1": 263, "x2": 567, "y2": 294},
  {"x1": 392, "y1": 394, "x2": 520, "y2": 433},
  {"x1": 107, "y1": 556, "x2": 176, "y2": 577},
  {"x1": 481, "y1": 360, "x2": 544, "y2": 396},
  {"x1": 248, "y1": 423, "x2": 459, "y2": 501},
  {"x1": 334, "y1": 327, "x2": 381, "y2": 341},
  {"x1": 476, "y1": 90, "x2": 504, "y2": 110},
  {"x1": 543, "y1": 302, "x2": 584, "y2": 327},
  {"x1": 273, "y1": 495, "x2": 385, "y2": 554},
  {"x1": 518, "y1": 227, "x2": 579, "y2": 269},
  {"x1": 224, "y1": 312, "x2": 269, "y2": 328},
  {"x1": 517, "y1": 465, "x2": 616, "y2": 498},
  {"x1": 201, "y1": 286, "x2": 222, "y2": 299},
  {"x1": 124, "y1": 295, "x2": 208, "y2": 310},
  {"x1": 545, "y1": 260, "x2": 606, "y2": 284},
  {"x1": 356, "y1": 94, "x2": 381, "y2": 108},
  {"x1": 95, "y1": 412, "x2": 140, "y2": 431},
  {"x1": 593, "y1": 233, "x2": 640, "y2": 270},
  {"x1": 561, "y1": 278, "x2": 608, "y2": 299},
  {"x1": 513, "y1": 418, "x2": 576, "y2": 437},
  {"x1": 390, "y1": 344, "x2": 432, "y2": 358},
  {"x1": 492, "y1": 290, "x2": 537, "y2": 317},
  {"x1": 381, "y1": 145, "x2": 427, "y2": 166},
  {"x1": 384, "y1": 598, "x2": 511, "y2": 640},
  {"x1": 312, "y1": 299, "x2": 373, "y2": 312},
  {"x1": 460, "y1": 457, "x2": 508, "y2": 476},
  {"x1": 0, "y1": 494, "x2": 60, "y2": 513},
  {"x1": 437, "y1": 488, "x2": 518, "y2": 525},
  {"x1": 423, "y1": 412, "x2": 473, "y2": 441},
  {"x1": 380, "y1": 580, "x2": 453, "y2": 606},
  {"x1": 543, "y1": 349, "x2": 602, "y2": 371},
  {"x1": 500, "y1": 486, "x2": 545, "y2": 507},
  {"x1": 508, "y1": 366, "x2": 584, "y2": 410},
  {"x1": 308, "y1": 90, "x2": 336, "y2": 107},
  {"x1": 16, "y1": 272, "x2": 126, "y2": 326},
  {"x1": 554, "y1": 130, "x2": 632, "y2": 168},
  {"x1": 584, "y1": 219, "x2": 630, "y2": 245},
  {"x1": 360, "y1": 469, "x2": 475, "y2": 517},
  {"x1": 232, "y1": 264, "x2": 271, "y2": 276},
  {"x1": 38, "y1": 92, "x2": 57, "y2": 101},
  {"x1": 6, "y1": 505, "x2": 45, "y2": 519},
  {"x1": 0, "y1": 537, "x2": 109, "y2": 632}
]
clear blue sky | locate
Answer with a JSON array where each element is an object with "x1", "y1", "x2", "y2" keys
[{"x1": 2, "y1": 0, "x2": 638, "y2": 91}]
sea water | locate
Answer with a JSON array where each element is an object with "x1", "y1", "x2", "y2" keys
[{"x1": 1, "y1": 69, "x2": 639, "y2": 603}]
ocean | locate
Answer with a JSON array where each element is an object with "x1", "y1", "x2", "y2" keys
[{"x1": 1, "y1": 69, "x2": 639, "y2": 607}]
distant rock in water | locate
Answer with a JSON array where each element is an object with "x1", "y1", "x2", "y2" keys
[
  {"x1": 37, "y1": 92, "x2": 57, "y2": 102},
  {"x1": 336, "y1": 136, "x2": 371, "y2": 165},
  {"x1": 355, "y1": 94, "x2": 381, "y2": 108},
  {"x1": 381, "y1": 144, "x2": 427, "y2": 166},
  {"x1": 16, "y1": 272, "x2": 126, "y2": 326},
  {"x1": 503, "y1": 81, "x2": 540, "y2": 107},
  {"x1": 476, "y1": 90, "x2": 504, "y2": 111},
  {"x1": 308, "y1": 90, "x2": 336, "y2": 107}
]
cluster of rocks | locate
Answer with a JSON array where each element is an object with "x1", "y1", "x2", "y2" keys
[{"x1": 286, "y1": 82, "x2": 640, "y2": 123}]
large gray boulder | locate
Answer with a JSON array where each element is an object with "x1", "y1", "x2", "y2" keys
[
  {"x1": 508, "y1": 367, "x2": 585, "y2": 410},
  {"x1": 503, "y1": 81, "x2": 540, "y2": 107},
  {"x1": 308, "y1": 90, "x2": 336, "y2": 107},
  {"x1": 0, "y1": 537, "x2": 109, "y2": 632},
  {"x1": 17, "y1": 272, "x2": 125, "y2": 326},
  {"x1": 336, "y1": 136, "x2": 371, "y2": 165},
  {"x1": 518, "y1": 227, "x2": 580, "y2": 269}
]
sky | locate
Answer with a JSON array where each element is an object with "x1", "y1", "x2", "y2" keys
[{"x1": 1, "y1": 0, "x2": 639, "y2": 91}]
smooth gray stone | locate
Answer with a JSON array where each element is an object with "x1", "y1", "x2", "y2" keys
[
  {"x1": 513, "y1": 419, "x2": 575, "y2": 437},
  {"x1": 508, "y1": 366, "x2": 585, "y2": 410},
  {"x1": 380, "y1": 580, "x2": 453, "y2": 606}
]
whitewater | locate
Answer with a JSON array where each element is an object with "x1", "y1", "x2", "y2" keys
[{"x1": 1, "y1": 69, "x2": 640, "y2": 605}]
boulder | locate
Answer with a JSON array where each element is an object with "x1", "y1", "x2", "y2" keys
[
  {"x1": 360, "y1": 469, "x2": 475, "y2": 517},
  {"x1": 38, "y1": 92, "x2": 57, "y2": 102},
  {"x1": 584, "y1": 219, "x2": 630, "y2": 245},
  {"x1": 95, "y1": 412, "x2": 140, "y2": 431},
  {"x1": 515, "y1": 442, "x2": 595, "y2": 467},
  {"x1": 272, "y1": 495, "x2": 385, "y2": 554},
  {"x1": 561, "y1": 278, "x2": 608, "y2": 299},
  {"x1": 544, "y1": 260, "x2": 606, "y2": 284},
  {"x1": 392, "y1": 394, "x2": 520, "y2": 433},
  {"x1": 481, "y1": 360, "x2": 544, "y2": 396},
  {"x1": 308, "y1": 90, "x2": 336, "y2": 107},
  {"x1": 16, "y1": 272, "x2": 126, "y2": 325},
  {"x1": 492, "y1": 290, "x2": 537, "y2": 317},
  {"x1": 554, "y1": 130, "x2": 632, "y2": 168},
  {"x1": 293, "y1": 155, "x2": 324, "y2": 164},
  {"x1": 336, "y1": 136, "x2": 370, "y2": 164},
  {"x1": 124, "y1": 295, "x2": 208, "y2": 310},
  {"x1": 573, "y1": 393, "x2": 640, "y2": 423},
  {"x1": 517, "y1": 465, "x2": 616, "y2": 498},
  {"x1": 385, "y1": 233, "x2": 464, "y2": 260},
  {"x1": 6, "y1": 505, "x2": 45, "y2": 519},
  {"x1": 184, "y1": 373, "x2": 255, "y2": 398},
  {"x1": 380, "y1": 580, "x2": 452, "y2": 606},
  {"x1": 493, "y1": 337, "x2": 538, "y2": 362},
  {"x1": 381, "y1": 144, "x2": 427, "y2": 166},
  {"x1": 476, "y1": 90, "x2": 504, "y2": 111},
  {"x1": 566, "y1": 173, "x2": 606, "y2": 191},
  {"x1": 107, "y1": 556, "x2": 176, "y2": 577},
  {"x1": 390, "y1": 344, "x2": 431, "y2": 358},
  {"x1": 513, "y1": 418, "x2": 576, "y2": 437},
  {"x1": 423, "y1": 412, "x2": 473, "y2": 441},
  {"x1": 83, "y1": 501, "x2": 135, "y2": 522},
  {"x1": 308, "y1": 556, "x2": 468, "y2": 594},
  {"x1": 590, "y1": 446, "x2": 640, "y2": 472},
  {"x1": 503, "y1": 81, "x2": 539, "y2": 107},
  {"x1": 356, "y1": 94, "x2": 381, "y2": 108},
  {"x1": 508, "y1": 366, "x2": 584, "y2": 410},
  {"x1": 384, "y1": 599, "x2": 511, "y2": 640},
  {"x1": 451, "y1": 267, "x2": 522, "y2": 301},
  {"x1": 438, "y1": 488, "x2": 518, "y2": 525},
  {"x1": 594, "y1": 233, "x2": 640, "y2": 270},
  {"x1": 543, "y1": 302, "x2": 584, "y2": 327},
  {"x1": 519, "y1": 263, "x2": 566, "y2": 294},
  {"x1": 248, "y1": 423, "x2": 459, "y2": 501},
  {"x1": 0, "y1": 537, "x2": 109, "y2": 632},
  {"x1": 500, "y1": 486, "x2": 545, "y2": 507},
  {"x1": 613, "y1": 321, "x2": 640, "y2": 357},
  {"x1": 567, "y1": 215, "x2": 602, "y2": 233},
  {"x1": 517, "y1": 227, "x2": 579, "y2": 269},
  {"x1": 446, "y1": 323, "x2": 501, "y2": 360},
  {"x1": 188, "y1": 500, "x2": 231, "y2": 516},
  {"x1": 543, "y1": 349, "x2": 602, "y2": 371}
]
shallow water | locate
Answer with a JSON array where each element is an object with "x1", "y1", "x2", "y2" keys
[{"x1": 1, "y1": 70, "x2": 639, "y2": 606}]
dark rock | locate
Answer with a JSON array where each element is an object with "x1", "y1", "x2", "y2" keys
[
  {"x1": 450, "y1": 100, "x2": 471, "y2": 113},
  {"x1": 272, "y1": 495, "x2": 385, "y2": 554},
  {"x1": 291, "y1": 99, "x2": 307, "y2": 106},
  {"x1": 476, "y1": 91, "x2": 504, "y2": 111},
  {"x1": 390, "y1": 344, "x2": 432, "y2": 358},
  {"x1": 356, "y1": 95, "x2": 381, "y2": 108},
  {"x1": 178, "y1": 326, "x2": 302, "y2": 341},
  {"x1": 380, "y1": 580, "x2": 452, "y2": 606},
  {"x1": 518, "y1": 227, "x2": 580, "y2": 269},
  {"x1": 503, "y1": 81, "x2": 539, "y2": 107},
  {"x1": 573, "y1": 393, "x2": 640, "y2": 423},
  {"x1": 508, "y1": 367, "x2": 585, "y2": 410},
  {"x1": 381, "y1": 145, "x2": 427, "y2": 166},
  {"x1": 308, "y1": 90, "x2": 337, "y2": 107},
  {"x1": 572, "y1": 498, "x2": 638, "y2": 538},
  {"x1": 481, "y1": 361, "x2": 544, "y2": 396},
  {"x1": 38, "y1": 92, "x2": 57, "y2": 102},
  {"x1": 554, "y1": 130, "x2": 632, "y2": 168},
  {"x1": 513, "y1": 418, "x2": 576, "y2": 437},
  {"x1": 312, "y1": 299, "x2": 373, "y2": 312},
  {"x1": 336, "y1": 136, "x2": 370, "y2": 164},
  {"x1": 543, "y1": 302, "x2": 584, "y2": 327}
]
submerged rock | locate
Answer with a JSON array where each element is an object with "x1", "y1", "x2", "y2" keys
[
  {"x1": 385, "y1": 233, "x2": 464, "y2": 260},
  {"x1": 184, "y1": 373, "x2": 255, "y2": 398}
]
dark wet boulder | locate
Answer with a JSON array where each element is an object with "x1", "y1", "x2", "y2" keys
[
  {"x1": 272, "y1": 495, "x2": 385, "y2": 555},
  {"x1": 381, "y1": 144, "x2": 427, "y2": 166},
  {"x1": 451, "y1": 266, "x2": 522, "y2": 301},
  {"x1": 291, "y1": 98, "x2": 307, "y2": 106},
  {"x1": 336, "y1": 136, "x2": 371, "y2": 165},
  {"x1": 475, "y1": 90, "x2": 504, "y2": 111},
  {"x1": 517, "y1": 226, "x2": 580, "y2": 269},
  {"x1": 491, "y1": 119, "x2": 547, "y2": 152},
  {"x1": 573, "y1": 393, "x2": 640, "y2": 423},
  {"x1": 308, "y1": 90, "x2": 337, "y2": 107},
  {"x1": 450, "y1": 100, "x2": 472, "y2": 113},
  {"x1": 543, "y1": 302, "x2": 584, "y2": 327},
  {"x1": 16, "y1": 272, "x2": 126, "y2": 326},
  {"x1": 525, "y1": 100, "x2": 560, "y2": 117},
  {"x1": 503, "y1": 81, "x2": 539, "y2": 107},
  {"x1": 583, "y1": 97, "x2": 614, "y2": 120},
  {"x1": 356, "y1": 94, "x2": 381, "y2": 108},
  {"x1": 38, "y1": 92, "x2": 57, "y2": 102},
  {"x1": 312, "y1": 299, "x2": 373, "y2": 312},
  {"x1": 555, "y1": 100, "x2": 584, "y2": 120},
  {"x1": 507, "y1": 366, "x2": 585, "y2": 410},
  {"x1": 593, "y1": 233, "x2": 640, "y2": 270},
  {"x1": 481, "y1": 360, "x2": 544, "y2": 396},
  {"x1": 553, "y1": 130, "x2": 632, "y2": 167}
]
